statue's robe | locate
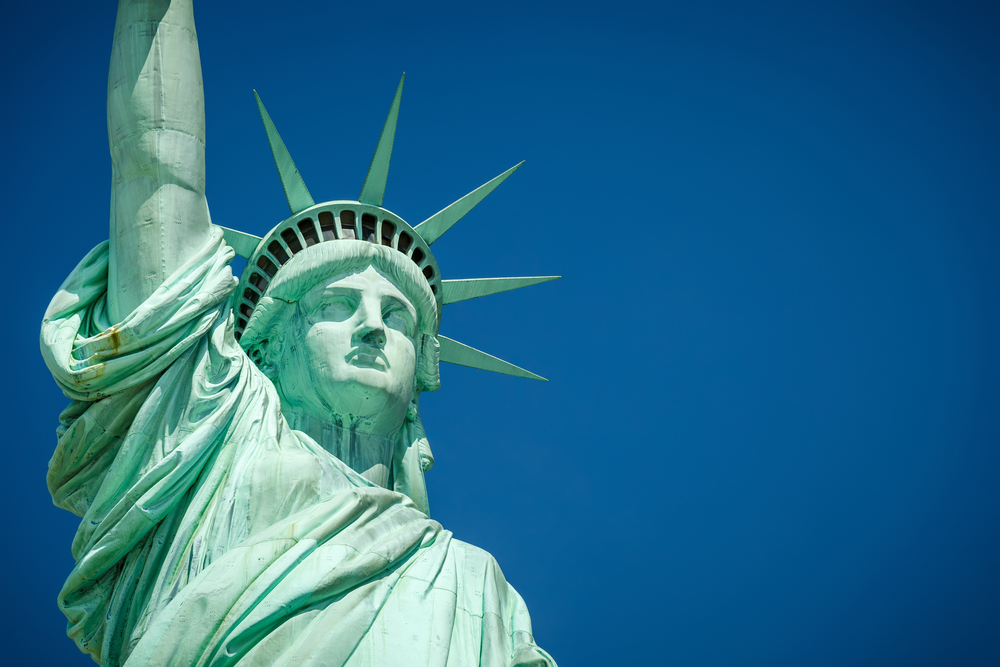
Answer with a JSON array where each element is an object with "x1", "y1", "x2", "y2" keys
[{"x1": 41, "y1": 230, "x2": 555, "y2": 667}]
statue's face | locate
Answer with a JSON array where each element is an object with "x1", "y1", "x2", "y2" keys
[{"x1": 273, "y1": 265, "x2": 418, "y2": 435}]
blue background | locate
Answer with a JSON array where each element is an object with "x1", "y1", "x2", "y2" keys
[{"x1": 3, "y1": 1, "x2": 998, "y2": 664}]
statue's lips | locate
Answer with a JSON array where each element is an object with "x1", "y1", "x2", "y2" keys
[{"x1": 347, "y1": 346, "x2": 388, "y2": 370}]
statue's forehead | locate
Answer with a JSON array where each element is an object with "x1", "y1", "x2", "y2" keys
[{"x1": 299, "y1": 265, "x2": 416, "y2": 311}]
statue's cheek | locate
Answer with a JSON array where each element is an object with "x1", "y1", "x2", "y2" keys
[
  {"x1": 384, "y1": 335, "x2": 417, "y2": 385},
  {"x1": 301, "y1": 323, "x2": 354, "y2": 369}
]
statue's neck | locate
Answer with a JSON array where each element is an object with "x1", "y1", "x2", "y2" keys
[{"x1": 283, "y1": 410, "x2": 395, "y2": 488}]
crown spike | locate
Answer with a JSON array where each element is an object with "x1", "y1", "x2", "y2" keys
[
  {"x1": 414, "y1": 162, "x2": 522, "y2": 245},
  {"x1": 442, "y1": 276, "x2": 560, "y2": 305},
  {"x1": 438, "y1": 335, "x2": 547, "y2": 381},
  {"x1": 218, "y1": 225, "x2": 262, "y2": 259},
  {"x1": 255, "y1": 91, "x2": 315, "y2": 214},
  {"x1": 359, "y1": 74, "x2": 405, "y2": 206}
]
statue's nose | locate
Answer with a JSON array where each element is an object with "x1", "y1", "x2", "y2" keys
[
  {"x1": 360, "y1": 327, "x2": 387, "y2": 348},
  {"x1": 355, "y1": 298, "x2": 387, "y2": 347}
]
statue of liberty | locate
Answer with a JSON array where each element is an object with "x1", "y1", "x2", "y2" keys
[{"x1": 39, "y1": 1, "x2": 558, "y2": 665}]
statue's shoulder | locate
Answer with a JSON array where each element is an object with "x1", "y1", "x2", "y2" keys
[
  {"x1": 447, "y1": 537, "x2": 498, "y2": 566},
  {"x1": 439, "y1": 535, "x2": 514, "y2": 595}
]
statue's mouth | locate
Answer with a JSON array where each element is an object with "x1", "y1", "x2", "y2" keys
[{"x1": 348, "y1": 345, "x2": 387, "y2": 370}]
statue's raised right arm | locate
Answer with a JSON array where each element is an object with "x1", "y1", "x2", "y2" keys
[{"x1": 107, "y1": 0, "x2": 210, "y2": 322}]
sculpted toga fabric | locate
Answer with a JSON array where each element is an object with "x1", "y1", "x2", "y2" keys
[{"x1": 41, "y1": 231, "x2": 554, "y2": 666}]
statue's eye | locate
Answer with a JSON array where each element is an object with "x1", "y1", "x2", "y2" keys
[
  {"x1": 318, "y1": 296, "x2": 356, "y2": 320},
  {"x1": 383, "y1": 308, "x2": 414, "y2": 337}
]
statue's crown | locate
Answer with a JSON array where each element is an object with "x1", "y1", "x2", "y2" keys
[{"x1": 221, "y1": 75, "x2": 557, "y2": 381}]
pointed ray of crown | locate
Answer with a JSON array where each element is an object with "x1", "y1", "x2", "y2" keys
[
  {"x1": 222, "y1": 78, "x2": 558, "y2": 381},
  {"x1": 254, "y1": 91, "x2": 315, "y2": 214},
  {"x1": 415, "y1": 162, "x2": 523, "y2": 244},
  {"x1": 359, "y1": 74, "x2": 404, "y2": 207}
]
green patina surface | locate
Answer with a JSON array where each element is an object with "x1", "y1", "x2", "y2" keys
[{"x1": 39, "y1": 1, "x2": 559, "y2": 665}]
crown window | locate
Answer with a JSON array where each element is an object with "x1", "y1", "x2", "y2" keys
[
  {"x1": 267, "y1": 241, "x2": 289, "y2": 265},
  {"x1": 381, "y1": 220, "x2": 395, "y2": 247},
  {"x1": 398, "y1": 231, "x2": 413, "y2": 254},
  {"x1": 298, "y1": 218, "x2": 319, "y2": 246},
  {"x1": 361, "y1": 214, "x2": 377, "y2": 242},
  {"x1": 340, "y1": 210, "x2": 357, "y2": 239},
  {"x1": 318, "y1": 211, "x2": 337, "y2": 241},
  {"x1": 280, "y1": 229, "x2": 302, "y2": 254},
  {"x1": 249, "y1": 272, "x2": 269, "y2": 291},
  {"x1": 256, "y1": 256, "x2": 277, "y2": 277}
]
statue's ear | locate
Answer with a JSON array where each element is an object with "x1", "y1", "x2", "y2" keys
[{"x1": 415, "y1": 334, "x2": 440, "y2": 392}]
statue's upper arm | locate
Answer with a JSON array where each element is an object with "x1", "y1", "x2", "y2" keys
[{"x1": 106, "y1": 0, "x2": 211, "y2": 322}]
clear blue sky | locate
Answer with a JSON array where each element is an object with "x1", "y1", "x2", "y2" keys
[{"x1": 3, "y1": 1, "x2": 998, "y2": 665}]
